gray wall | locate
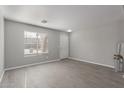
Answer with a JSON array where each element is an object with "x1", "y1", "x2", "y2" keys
[
  {"x1": 69, "y1": 21, "x2": 121, "y2": 67},
  {"x1": 0, "y1": 11, "x2": 4, "y2": 78},
  {"x1": 5, "y1": 19, "x2": 60, "y2": 68},
  {"x1": 118, "y1": 20, "x2": 124, "y2": 43},
  {"x1": 60, "y1": 32, "x2": 69, "y2": 59},
  {"x1": 5, "y1": 17, "x2": 124, "y2": 69}
]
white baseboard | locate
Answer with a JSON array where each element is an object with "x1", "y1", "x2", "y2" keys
[
  {"x1": 68, "y1": 57, "x2": 114, "y2": 68},
  {"x1": 5, "y1": 59, "x2": 60, "y2": 71},
  {"x1": 0, "y1": 70, "x2": 5, "y2": 83}
]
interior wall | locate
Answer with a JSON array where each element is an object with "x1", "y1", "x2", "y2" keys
[
  {"x1": 69, "y1": 21, "x2": 121, "y2": 67},
  {"x1": 0, "y1": 10, "x2": 4, "y2": 79},
  {"x1": 60, "y1": 32, "x2": 69, "y2": 59},
  {"x1": 4, "y1": 19, "x2": 60, "y2": 69},
  {"x1": 118, "y1": 20, "x2": 124, "y2": 43}
]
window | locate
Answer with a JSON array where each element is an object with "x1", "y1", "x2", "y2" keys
[{"x1": 24, "y1": 31, "x2": 48, "y2": 56}]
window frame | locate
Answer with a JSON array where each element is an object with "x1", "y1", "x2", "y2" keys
[{"x1": 24, "y1": 31, "x2": 48, "y2": 57}]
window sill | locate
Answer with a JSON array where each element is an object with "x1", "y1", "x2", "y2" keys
[
  {"x1": 24, "y1": 55, "x2": 37, "y2": 57},
  {"x1": 24, "y1": 52, "x2": 48, "y2": 57}
]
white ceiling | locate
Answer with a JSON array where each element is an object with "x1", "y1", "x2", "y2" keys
[{"x1": 0, "y1": 5, "x2": 124, "y2": 31}]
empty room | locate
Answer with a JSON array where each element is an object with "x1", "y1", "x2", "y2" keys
[{"x1": 1, "y1": 5, "x2": 124, "y2": 88}]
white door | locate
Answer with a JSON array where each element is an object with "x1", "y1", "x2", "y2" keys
[{"x1": 60, "y1": 32, "x2": 69, "y2": 59}]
